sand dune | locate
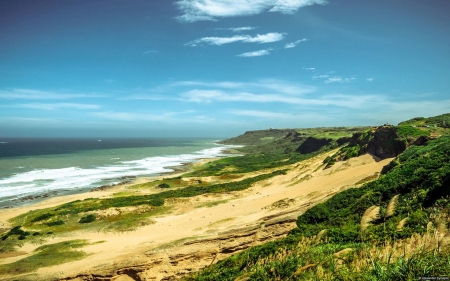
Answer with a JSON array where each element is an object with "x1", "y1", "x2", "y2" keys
[{"x1": 0, "y1": 151, "x2": 393, "y2": 280}]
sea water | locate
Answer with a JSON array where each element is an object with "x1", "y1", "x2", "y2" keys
[{"x1": 0, "y1": 138, "x2": 236, "y2": 207}]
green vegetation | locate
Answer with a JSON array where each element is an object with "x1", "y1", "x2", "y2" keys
[
  {"x1": 158, "y1": 183, "x2": 171, "y2": 188},
  {"x1": 0, "y1": 240, "x2": 89, "y2": 275},
  {"x1": 399, "y1": 113, "x2": 450, "y2": 128},
  {"x1": 185, "y1": 134, "x2": 450, "y2": 280},
  {"x1": 186, "y1": 152, "x2": 308, "y2": 176},
  {"x1": 395, "y1": 125, "x2": 430, "y2": 138},
  {"x1": 78, "y1": 214, "x2": 96, "y2": 224},
  {"x1": 196, "y1": 199, "x2": 229, "y2": 208}
]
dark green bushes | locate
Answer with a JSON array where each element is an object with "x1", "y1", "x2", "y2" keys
[
  {"x1": 30, "y1": 212, "x2": 54, "y2": 222},
  {"x1": 1, "y1": 226, "x2": 30, "y2": 241},
  {"x1": 46, "y1": 220, "x2": 65, "y2": 226},
  {"x1": 78, "y1": 214, "x2": 96, "y2": 224}
]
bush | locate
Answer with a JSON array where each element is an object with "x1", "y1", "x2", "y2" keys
[
  {"x1": 30, "y1": 213, "x2": 54, "y2": 222},
  {"x1": 46, "y1": 220, "x2": 65, "y2": 226},
  {"x1": 158, "y1": 183, "x2": 171, "y2": 188},
  {"x1": 78, "y1": 214, "x2": 96, "y2": 224}
]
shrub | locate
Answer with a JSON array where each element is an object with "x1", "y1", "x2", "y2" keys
[
  {"x1": 157, "y1": 183, "x2": 171, "y2": 188},
  {"x1": 78, "y1": 214, "x2": 96, "y2": 224},
  {"x1": 46, "y1": 220, "x2": 65, "y2": 226}
]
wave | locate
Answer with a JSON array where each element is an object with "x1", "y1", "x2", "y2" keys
[{"x1": 0, "y1": 144, "x2": 241, "y2": 201}]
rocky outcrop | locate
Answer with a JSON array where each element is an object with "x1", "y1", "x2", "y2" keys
[
  {"x1": 350, "y1": 126, "x2": 406, "y2": 159},
  {"x1": 296, "y1": 137, "x2": 332, "y2": 154}
]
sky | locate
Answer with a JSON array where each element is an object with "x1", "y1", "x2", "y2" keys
[{"x1": 1, "y1": 0, "x2": 449, "y2": 138}]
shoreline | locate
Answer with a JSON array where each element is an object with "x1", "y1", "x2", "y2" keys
[
  {"x1": 0, "y1": 139, "x2": 241, "y2": 209},
  {"x1": 0, "y1": 157, "x2": 221, "y2": 229},
  {"x1": 0, "y1": 156, "x2": 222, "y2": 211}
]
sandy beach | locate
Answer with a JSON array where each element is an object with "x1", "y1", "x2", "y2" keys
[{"x1": 0, "y1": 152, "x2": 393, "y2": 280}]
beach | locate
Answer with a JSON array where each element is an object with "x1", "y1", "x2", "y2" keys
[{"x1": 0, "y1": 150, "x2": 393, "y2": 280}]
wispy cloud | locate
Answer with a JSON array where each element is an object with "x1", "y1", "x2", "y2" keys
[
  {"x1": 14, "y1": 103, "x2": 100, "y2": 110},
  {"x1": 311, "y1": 72, "x2": 356, "y2": 84},
  {"x1": 143, "y1": 50, "x2": 158, "y2": 55},
  {"x1": 324, "y1": 76, "x2": 356, "y2": 84},
  {"x1": 218, "y1": 26, "x2": 256, "y2": 32},
  {"x1": 0, "y1": 89, "x2": 103, "y2": 100},
  {"x1": 176, "y1": 0, "x2": 327, "y2": 22},
  {"x1": 366, "y1": 78, "x2": 374, "y2": 82},
  {"x1": 284, "y1": 38, "x2": 308, "y2": 49},
  {"x1": 92, "y1": 110, "x2": 208, "y2": 123},
  {"x1": 186, "y1": 32, "x2": 284, "y2": 46},
  {"x1": 237, "y1": 49, "x2": 272, "y2": 57},
  {"x1": 230, "y1": 110, "x2": 292, "y2": 118},
  {"x1": 179, "y1": 89, "x2": 377, "y2": 109},
  {"x1": 172, "y1": 79, "x2": 316, "y2": 95}
]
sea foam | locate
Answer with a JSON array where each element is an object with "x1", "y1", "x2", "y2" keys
[{"x1": 0, "y1": 144, "x2": 240, "y2": 202}]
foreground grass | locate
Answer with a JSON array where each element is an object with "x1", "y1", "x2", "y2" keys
[
  {"x1": 185, "y1": 233, "x2": 450, "y2": 281},
  {"x1": 0, "y1": 240, "x2": 90, "y2": 276}
]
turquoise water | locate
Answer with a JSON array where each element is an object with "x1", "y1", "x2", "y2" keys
[{"x1": 0, "y1": 138, "x2": 235, "y2": 206}]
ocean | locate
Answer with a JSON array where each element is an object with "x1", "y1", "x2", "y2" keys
[{"x1": 0, "y1": 138, "x2": 236, "y2": 207}]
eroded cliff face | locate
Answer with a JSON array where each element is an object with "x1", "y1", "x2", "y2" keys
[
  {"x1": 350, "y1": 126, "x2": 407, "y2": 159},
  {"x1": 58, "y1": 215, "x2": 299, "y2": 281}
]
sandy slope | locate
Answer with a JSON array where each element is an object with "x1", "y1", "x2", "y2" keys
[{"x1": 0, "y1": 152, "x2": 392, "y2": 280}]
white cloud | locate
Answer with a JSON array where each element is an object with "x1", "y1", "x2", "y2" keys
[
  {"x1": 237, "y1": 49, "x2": 271, "y2": 57},
  {"x1": 303, "y1": 67, "x2": 316, "y2": 71},
  {"x1": 176, "y1": 0, "x2": 327, "y2": 22},
  {"x1": 186, "y1": 32, "x2": 284, "y2": 46},
  {"x1": 15, "y1": 103, "x2": 100, "y2": 110},
  {"x1": 366, "y1": 78, "x2": 374, "y2": 82},
  {"x1": 284, "y1": 38, "x2": 308, "y2": 48}
]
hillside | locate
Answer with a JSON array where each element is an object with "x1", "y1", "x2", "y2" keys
[
  {"x1": 399, "y1": 113, "x2": 450, "y2": 128},
  {"x1": 185, "y1": 117, "x2": 450, "y2": 280}
]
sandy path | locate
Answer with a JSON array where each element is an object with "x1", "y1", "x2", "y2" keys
[{"x1": 0, "y1": 152, "x2": 392, "y2": 280}]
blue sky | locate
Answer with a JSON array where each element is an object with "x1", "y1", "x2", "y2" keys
[{"x1": 1, "y1": 0, "x2": 449, "y2": 138}]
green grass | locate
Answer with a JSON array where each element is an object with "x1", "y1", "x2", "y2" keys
[
  {"x1": 395, "y1": 125, "x2": 430, "y2": 138},
  {"x1": 0, "y1": 240, "x2": 89, "y2": 275},
  {"x1": 196, "y1": 199, "x2": 229, "y2": 208}
]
